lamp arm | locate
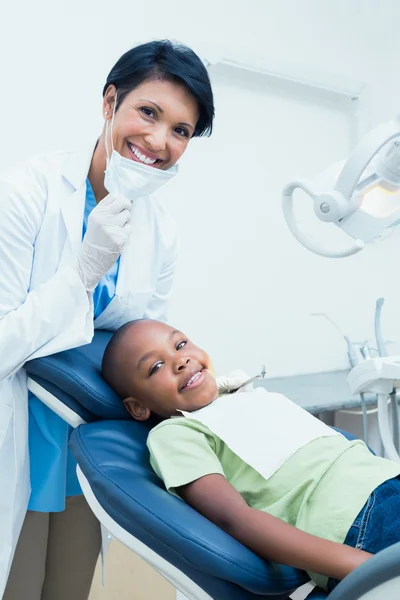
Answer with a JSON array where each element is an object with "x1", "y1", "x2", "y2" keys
[{"x1": 282, "y1": 180, "x2": 363, "y2": 258}]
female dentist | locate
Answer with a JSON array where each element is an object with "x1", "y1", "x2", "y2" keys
[{"x1": 0, "y1": 40, "x2": 214, "y2": 600}]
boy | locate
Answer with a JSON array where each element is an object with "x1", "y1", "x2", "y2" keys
[{"x1": 102, "y1": 319, "x2": 400, "y2": 592}]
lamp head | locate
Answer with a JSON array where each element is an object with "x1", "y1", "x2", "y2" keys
[{"x1": 282, "y1": 117, "x2": 400, "y2": 257}]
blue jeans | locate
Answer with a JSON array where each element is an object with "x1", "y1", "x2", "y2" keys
[{"x1": 327, "y1": 476, "x2": 400, "y2": 592}]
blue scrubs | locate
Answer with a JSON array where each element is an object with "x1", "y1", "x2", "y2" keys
[{"x1": 28, "y1": 180, "x2": 120, "y2": 512}]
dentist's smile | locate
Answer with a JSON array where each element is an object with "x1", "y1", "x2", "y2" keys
[{"x1": 127, "y1": 142, "x2": 164, "y2": 168}]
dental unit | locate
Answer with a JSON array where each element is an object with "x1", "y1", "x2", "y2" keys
[{"x1": 282, "y1": 116, "x2": 400, "y2": 463}]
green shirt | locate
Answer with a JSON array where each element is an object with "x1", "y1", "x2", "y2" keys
[{"x1": 148, "y1": 417, "x2": 400, "y2": 590}]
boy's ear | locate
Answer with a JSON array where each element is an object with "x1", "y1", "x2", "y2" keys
[{"x1": 123, "y1": 397, "x2": 151, "y2": 421}]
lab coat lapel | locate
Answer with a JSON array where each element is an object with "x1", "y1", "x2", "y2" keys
[{"x1": 59, "y1": 141, "x2": 97, "y2": 261}]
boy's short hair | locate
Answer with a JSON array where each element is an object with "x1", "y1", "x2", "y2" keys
[{"x1": 102, "y1": 320, "x2": 146, "y2": 398}]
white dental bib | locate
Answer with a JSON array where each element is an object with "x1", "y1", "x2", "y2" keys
[{"x1": 180, "y1": 388, "x2": 340, "y2": 480}]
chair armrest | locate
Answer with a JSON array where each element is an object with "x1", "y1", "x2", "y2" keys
[{"x1": 328, "y1": 542, "x2": 400, "y2": 600}]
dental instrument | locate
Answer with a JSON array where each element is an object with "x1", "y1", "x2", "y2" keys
[
  {"x1": 230, "y1": 365, "x2": 267, "y2": 393},
  {"x1": 374, "y1": 298, "x2": 400, "y2": 452},
  {"x1": 310, "y1": 312, "x2": 370, "y2": 444}
]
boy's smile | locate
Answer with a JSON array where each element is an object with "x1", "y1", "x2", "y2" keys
[{"x1": 180, "y1": 368, "x2": 205, "y2": 391}]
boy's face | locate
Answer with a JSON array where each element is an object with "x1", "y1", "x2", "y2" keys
[{"x1": 122, "y1": 320, "x2": 217, "y2": 420}]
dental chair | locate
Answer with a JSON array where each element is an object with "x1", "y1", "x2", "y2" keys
[{"x1": 24, "y1": 332, "x2": 400, "y2": 600}]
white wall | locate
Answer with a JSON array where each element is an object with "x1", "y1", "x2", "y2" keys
[{"x1": 2, "y1": 0, "x2": 400, "y2": 376}]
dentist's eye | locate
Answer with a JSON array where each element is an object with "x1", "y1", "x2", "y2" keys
[
  {"x1": 175, "y1": 127, "x2": 189, "y2": 138},
  {"x1": 176, "y1": 340, "x2": 187, "y2": 350},
  {"x1": 149, "y1": 362, "x2": 163, "y2": 376},
  {"x1": 140, "y1": 107, "x2": 156, "y2": 118}
]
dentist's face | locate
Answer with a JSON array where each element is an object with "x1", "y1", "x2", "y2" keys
[{"x1": 103, "y1": 80, "x2": 199, "y2": 170}]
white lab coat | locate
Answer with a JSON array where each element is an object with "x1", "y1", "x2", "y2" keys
[{"x1": 0, "y1": 143, "x2": 178, "y2": 597}]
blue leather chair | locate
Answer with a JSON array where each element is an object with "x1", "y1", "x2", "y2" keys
[{"x1": 25, "y1": 332, "x2": 400, "y2": 600}]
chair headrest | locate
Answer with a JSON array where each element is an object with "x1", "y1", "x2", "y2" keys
[{"x1": 25, "y1": 331, "x2": 129, "y2": 420}]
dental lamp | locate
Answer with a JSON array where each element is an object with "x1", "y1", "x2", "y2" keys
[{"x1": 282, "y1": 116, "x2": 400, "y2": 258}]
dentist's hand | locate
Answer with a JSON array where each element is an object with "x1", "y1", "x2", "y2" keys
[
  {"x1": 76, "y1": 193, "x2": 131, "y2": 292},
  {"x1": 216, "y1": 370, "x2": 253, "y2": 395}
]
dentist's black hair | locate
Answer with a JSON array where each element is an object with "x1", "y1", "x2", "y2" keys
[{"x1": 103, "y1": 40, "x2": 214, "y2": 137}]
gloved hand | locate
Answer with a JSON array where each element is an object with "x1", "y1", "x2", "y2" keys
[
  {"x1": 76, "y1": 193, "x2": 131, "y2": 292},
  {"x1": 216, "y1": 369, "x2": 253, "y2": 395}
]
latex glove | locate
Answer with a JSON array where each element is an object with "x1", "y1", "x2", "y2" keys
[
  {"x1": 76, "y1": 193, "x2": 131, "y2": 291},
  {"x1": 216, "y1": 369, "x2": 253, "y2": 395}
]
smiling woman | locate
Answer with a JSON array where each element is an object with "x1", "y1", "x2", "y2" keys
[{"x1": 0, "y1": 40, "x2": 214, "y2": 600}]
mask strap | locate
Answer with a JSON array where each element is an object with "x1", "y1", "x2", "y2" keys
[
  {"x1": 105, "y1": 119, "x2": 110, "y2": 162},
  {"x1": 105, "y1": 91, "x2": 118, "y2": 162},
  {"x1": 111, "y1": 91, "x2": 117, "y2": 154}
]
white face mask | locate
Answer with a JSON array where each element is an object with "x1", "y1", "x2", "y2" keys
[{"x1": 104, "y1": 93, "x2": 178, "y2": 201}]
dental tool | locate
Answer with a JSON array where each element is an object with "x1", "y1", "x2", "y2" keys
[
  {"x1": 310, "y1": 312, "x2": 370, "y2": 443},
  {"x1": 310, "y1": 312, "x2": 360, "y2": 368},
  {"x1": 374, "y1": 298, "x2": 399, "y2": 452},
  {"x1": 358, "y1": 347, "x2": 371, "y2": 446},
  {"x1": 374, "y1": 298, "x2": 388, "y2": 357},
  {"x1": 230, "y1": 366, "x2": 267, "y2": 393}
]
